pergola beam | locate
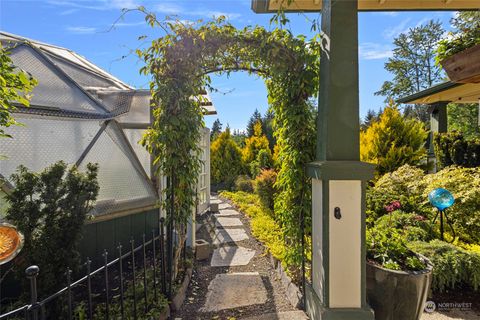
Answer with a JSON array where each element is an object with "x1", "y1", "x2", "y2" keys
[{"x1": 252, "y1": 0, "x2": 480, "y2": 13}]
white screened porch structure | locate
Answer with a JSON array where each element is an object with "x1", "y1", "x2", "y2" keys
[{"x1": 0, "y1": 32, "x2": 214, "y2": 257}]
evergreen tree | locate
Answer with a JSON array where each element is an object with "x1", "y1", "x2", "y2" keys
[
  {"x1": 376, "y1": 20, "x2": 445, "y2": 124},
  {"x1": 210, "y1": 118, "x2": 222, "y2": 140},
  {"x1": 246, "y1": 109, "x2": 263, "y2": 137},
  {"x1": 360, "y1": 102, "x2": 428, "y2": 176},
  {"x1": 262, "y1": 109, "x2": 276, "y2": 151},
  {"x1": 210, "y1": 128, "x2": 244, "y2": 189},
  {"x1": 362, "y1": 109, "x2": 378, "y2": 129}
]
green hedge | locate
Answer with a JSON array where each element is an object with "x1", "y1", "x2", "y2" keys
[
  {"x1": 434, "y1": 132, "x2": 480, "y2": 168},
  {"x1": 409, "y1": 240, "x2": 480, "y2": 292}
]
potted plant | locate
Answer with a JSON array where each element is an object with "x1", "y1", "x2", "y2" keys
[
  {"x1": 366, "y1": 209, "x2": 433, "y2": 320},
  {"x1": 436, "y1": 15, "x2": 480, "y2": 83}
]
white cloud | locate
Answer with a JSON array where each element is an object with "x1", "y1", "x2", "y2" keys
[
  {"x1": 48, "y1": 0, "x2": 139, "y2": 11},
  {"x1": 382, "y1": 18, "x2": 411, "y2": 39},
  {"x1": 59, "y1": 8, "x2": 78, "y2": 15},
  {"x1": 155, "y1": 3, "x2": 242, "y2": 20},
  {"x1": 155, "y1": 3, "x2": 183, "y2": 15},
  {"x1": 115, "y1": 21, "x2": 146, "y2": 27},
  {"x1": 359, "y1": 43, "x2": 393, "y2": 60},
  {"x1": 66, "y1": 26, "x2": 98, "y2": 34}
]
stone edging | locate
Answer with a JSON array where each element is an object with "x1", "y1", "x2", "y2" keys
[
  {"x1": 171, "y1": 267, "x2": 194, "y2": 311},
  {"x1": 268, "y1": 253, "x2": 304, "y2": 309}
]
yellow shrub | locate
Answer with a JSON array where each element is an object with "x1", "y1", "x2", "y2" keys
[{"x1": 360, "y1": 103, "x2": 427, "y2": 176}]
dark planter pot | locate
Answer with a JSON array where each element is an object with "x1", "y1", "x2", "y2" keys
[
  {"x1": 366, "y1": 256, "x2": 433, "y2": 320},
  {"x1": 440, "y1": 44, "x2": 480, "y2": 83}
]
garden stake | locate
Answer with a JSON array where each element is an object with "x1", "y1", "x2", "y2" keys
[{"x1": 117, "y1": 245, "x2": 125, "y2": 319}]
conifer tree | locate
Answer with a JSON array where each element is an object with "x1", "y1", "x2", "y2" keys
[{"x1": 360, "y1": 102, "x2": 428, "y2": 176}]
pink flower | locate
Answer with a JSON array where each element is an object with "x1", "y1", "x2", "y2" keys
[{"x1": 385, "y1": 200, "x2": 402, "y2": 213}]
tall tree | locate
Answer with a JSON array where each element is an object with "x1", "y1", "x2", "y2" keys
[
  {"x1": 262, "y1": 109, "x2": 276, "y2": 151},
  {"x1": 246, "y1": 108, "x2": 263, "y2": 137},
  {"x1": 376, "y1": 20, "x2": 445, "y2": 100},
  {"x1": 361, "y1": 109, "x2": 378, "y2": 130},
  {"x1": 210, "y1": 118, "x2": 222, "y2": 140},
  {"x1": 376, "y1": 20, "x2": 445, "y2": 124}
]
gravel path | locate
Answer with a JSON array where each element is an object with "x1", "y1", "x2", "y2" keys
[{"x1": 173, "y1": 195, "x2": 305, "y2": 320}]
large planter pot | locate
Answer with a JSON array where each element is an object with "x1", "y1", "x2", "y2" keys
[
  {"x1": 440, "y1": 44, "x2": 480, "y2": 83},
  {"x1": 366, "y1": 256, "x2": 433, "y2": 320}
]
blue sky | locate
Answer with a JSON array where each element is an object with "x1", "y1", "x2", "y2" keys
[{"x1": 0, "y1": 0, "x2": 454, "y2": 131}]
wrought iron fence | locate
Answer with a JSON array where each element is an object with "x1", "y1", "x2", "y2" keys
[{"x1": 0, "y1": 217, "x2": 181, "y2": 320}]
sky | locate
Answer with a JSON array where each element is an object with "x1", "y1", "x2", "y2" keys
[{"x1": 0, "y1": 0, "x2": 455, "y2": 131}]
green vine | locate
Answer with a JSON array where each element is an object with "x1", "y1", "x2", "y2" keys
[{"x1": 138, "y1": 12, "x2": 319, "y2": 268}]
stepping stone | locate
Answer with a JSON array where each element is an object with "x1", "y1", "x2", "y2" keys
[
  {"x1": 210, "y1": 199, "x2": 222, "y2": 204},
  {"x1": 219, "y1": 202, "x2": 232, "y2": 209},
  {"x1": 215, "y1": 209, "x2": 240, "y2": 217},
  {"x1": 215, "y1": 217, "x2": 243, "y2": 228},
  {"x1": 201, "y1": 272, "x2": 267, "y2": 312},
  {"x1": 213, "y1": 228, "x2": 249, "y2": 245},
  {"x1": 210, "y1": 246, "x2": 255, "y2": 267},
  {"x1": 240, "y1": 311, "x2": 310, "y2": 320}
]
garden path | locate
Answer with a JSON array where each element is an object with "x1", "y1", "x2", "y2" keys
[{"x1": 173, "y1": 195, "x2": 308, "y2": 320}]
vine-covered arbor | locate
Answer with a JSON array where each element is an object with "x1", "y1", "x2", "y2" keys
[{"x1": 138, "y1": 17, "x2": 320, "y2": 274}]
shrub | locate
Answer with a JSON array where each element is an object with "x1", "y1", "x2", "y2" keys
[
  {"x1": 375, "y1": 211, "x2": 432, "y2": 242},
  {"x1": 409, "y1": 240, "x2": 480, "y2": 292},
  {"x1": 234, "y1": 175, "x2": 254, "y2": 193},
  {"x1": 210, "y1": 128, "x2": 244, "y2": 190},
  {"x1": 242, "y1": 122, "x2": 272, "y2": 165},
  {"x1": 360, "y1": 104, "x2": 428, "y2": 176},
  {"x1": 421, "y1": 166, "x2": 480, "y2": 243},
  {"x1": 366, "y1": 225, "x2": 425, "y2": 271},
  {"x1": 434, "y1": 131, "x2": 480, "y2": 169},
  {"x1": 368, "y1": 165, "x2": 480, "y2": 243},
  {"x1": 6, "y1": 161, "x2": 99, "y2": 296},
  {"x1": 366, "y1": 165, "x2": 429, "y2": 224},
  {"x1": 254, "y1": 169, "x2": 277, "y2": 210},
  {"x1": 220, "y1": 191, "x2": 285, "y2": 263},
  {"x1": 249, "y1": 148, "x2": 272, "y2": 177}
]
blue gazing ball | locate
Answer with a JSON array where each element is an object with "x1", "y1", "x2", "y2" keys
[{"x1": 428, "y1": 188, "x2": 454, "y2": 210}]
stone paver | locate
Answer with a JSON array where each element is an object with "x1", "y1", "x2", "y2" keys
[
  {"x1": 215, "y1": 217, "x2": 244, "y2": 228},
  {"x1": 201, "y1": 272, "x2": 268, "y2": 312},
  {"x1": 213, "y1": 228, "x2": 249, "y2": 245},
  {"x1": 210, "y1": 246, "x2": 256, "y2": 267},
  {"x1": 219, "y1": 202, "x2": 232, "y2": 209},
  {"x1": 241, "y1": 311, "x2": 309, "y2": 320},
  {"x1": 215, "y1": 209, "x2": 240, "y2": 217},
  {"x1": 210, "y1": 199, "x2": 222, "y2": 204}
]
